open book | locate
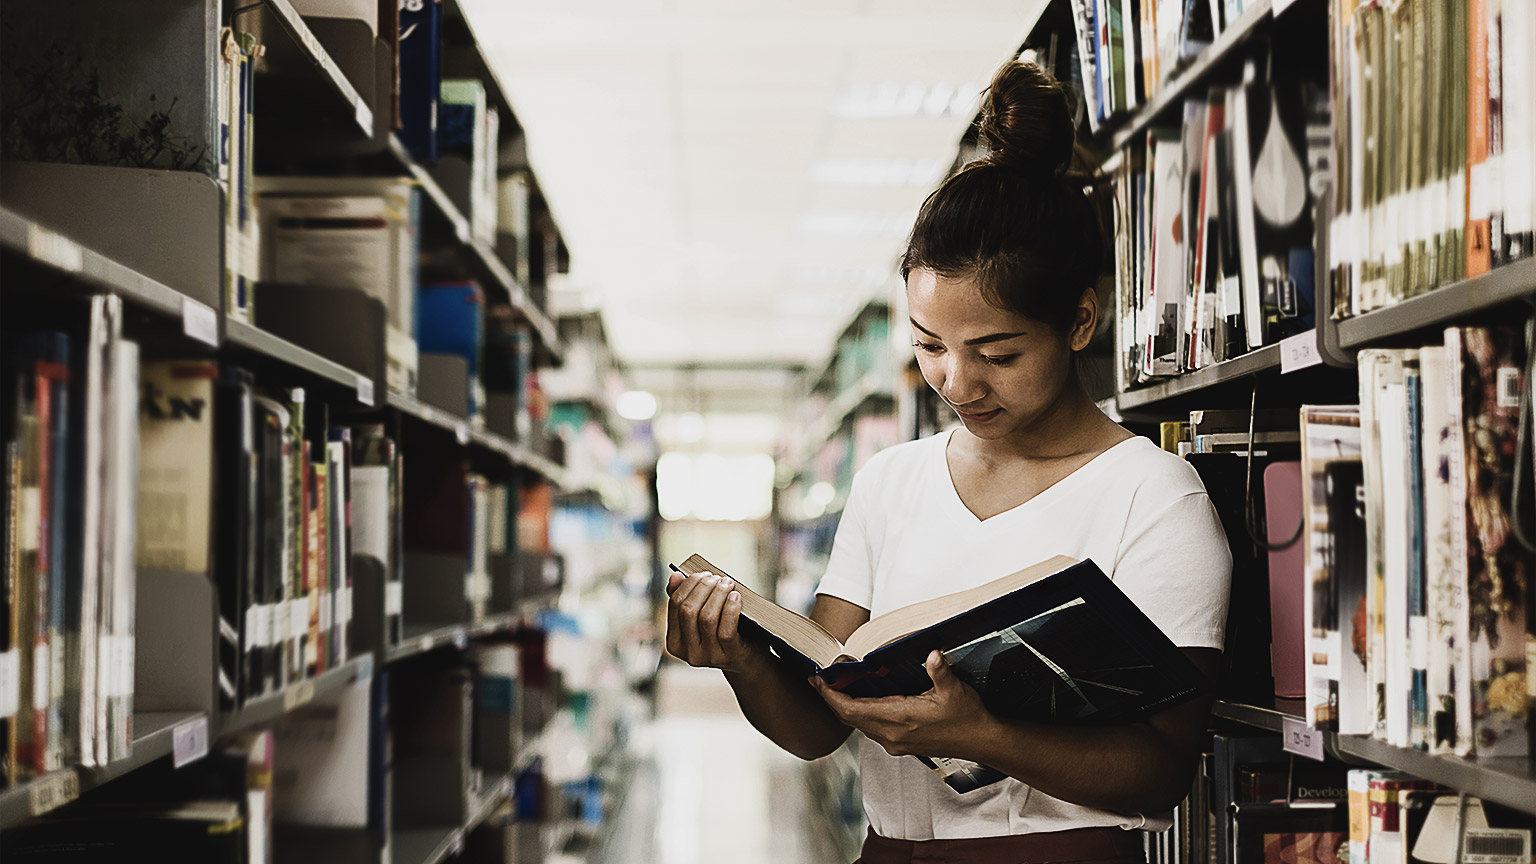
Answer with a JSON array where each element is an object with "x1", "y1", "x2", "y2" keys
[{"x1": 674, "y1": 553, "x2": 1209, "y2": 792}]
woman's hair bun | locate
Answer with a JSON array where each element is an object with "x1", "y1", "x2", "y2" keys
[{"x1": 978, "y1": 61, "x2": 1075, "y2": 178}]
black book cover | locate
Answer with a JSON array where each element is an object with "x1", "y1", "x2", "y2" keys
[
  {"x1": 253, "y1": 397, "x2": 287, "y2": 698},
  {"x1": 215, "y1": 367, "x2": 256, "y2": 708},
  {"x1": 812, "y1": 559, "x2": 1207, "y2": 727}
]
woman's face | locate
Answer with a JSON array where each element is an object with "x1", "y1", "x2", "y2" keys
[{"x1": 906, "y1": 268, "x2": 1081, "y2": 441}]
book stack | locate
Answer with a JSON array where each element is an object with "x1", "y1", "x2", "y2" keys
[
  {"x1": 1297, "y1": 326, "x2": 1530, "y2": 761},
  {"x1": 3, "y1": 296, "x2": 139, "y2": 783},
  {"x1": 1328, "y1": 0, "x2": 1536, "y2": 319},
  {"x1": 1113, "y1": 47, "x2": 1328, "y2": 389}
]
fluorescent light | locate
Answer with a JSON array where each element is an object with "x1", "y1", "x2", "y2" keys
[
  {"x1": 616, "y1": 390, "x2": 658, "y2": 421},
  {"x1": 831, "y1": 81, "x2": 982, "y2": 119},
  {"x1": 798, "y1": 211, "x2": 913, "y2": 237},
  {"x1": 676, "y1": 412, "x2": 706, "y2": 443},
  {"x1": 811, "y1": 157, "x2": 947, "y2": 187},
  {"x1": 657, "y1": 451, "x2": 777, "y2": 522}
]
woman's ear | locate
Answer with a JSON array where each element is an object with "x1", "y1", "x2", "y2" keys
[{"x1": 1069, "y1": 286, "x2": 1098, "y2": 352}]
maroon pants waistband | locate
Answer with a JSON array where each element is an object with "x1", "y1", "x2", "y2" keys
[{"x1": 856, "y1": 825, "x2": 1147, "y2": 864}]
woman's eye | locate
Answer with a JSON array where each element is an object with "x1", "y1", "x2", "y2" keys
[
  {"x1": 913, "y1": 342, "x2": 942, "y2": 354},
  {"x1": 981, "y1": 354, "x2": 1019, "y2": 366}
]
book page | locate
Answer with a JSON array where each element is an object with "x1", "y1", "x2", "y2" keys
[{"x1": 675, "y1": 556, "x2": 845, "y2": 668}]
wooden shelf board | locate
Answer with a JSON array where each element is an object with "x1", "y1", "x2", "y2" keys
[{"x1": 1337, "y1": 258, "x2": 1536, "y2": 349}]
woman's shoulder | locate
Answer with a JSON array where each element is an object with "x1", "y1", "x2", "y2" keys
[
  {"x1": 1100, "y1": 435, "x2": 1209, "y2": 500},
  {"x1": 856, "y1": 428, "x2": 949, "y2": 480}
]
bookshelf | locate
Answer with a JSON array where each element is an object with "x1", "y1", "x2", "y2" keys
[
  {"x1": 1333, "y1": 258, "x2": 1536, "y2": 350},
  {"x1": 1213, "y1": 700, "x2": 1536, "y2": 815},
  {"x1": 0, "y1": 1, "x2": 655, "y2": 861}
]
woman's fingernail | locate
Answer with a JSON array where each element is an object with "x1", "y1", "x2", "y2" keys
[{"x1": 729, "y1": 591, "x2": 740, "y2": 603}]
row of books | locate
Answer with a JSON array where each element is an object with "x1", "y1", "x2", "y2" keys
[
  {"x1": 4, "y1": 635, "x2": 560, "y2": 861},
  {"x1": 1112, "y1": 44, "x2": 1326, "y2": 386},
  {"x1": 2, "y1": 297, "x2": 138, "y2": 781},
  {"x1": 1329, "y1": 0, "x2": 1536, "y2": 318},
  {"x1": 1298, "y1": 326, "x2": 1531, "y2": 758},
  {"x1": 1151, "y1": 735, "x2": 1535, "y2": 864},
  {"x1": 1067, "y1": 0, "x2": 1263, "y2": 131}
]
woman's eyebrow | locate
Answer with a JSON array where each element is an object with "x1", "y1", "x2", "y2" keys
[{"x1": 910, "y1": 318, "x2": 1027, "y2": 345}]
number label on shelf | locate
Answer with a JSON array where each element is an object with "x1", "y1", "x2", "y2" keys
[
  {"x1": 355, "y1": 374, "x2": 375, "y2": 407},
  {"x1": 1281, "y1": 717, "x2": 1324, "y2": 761},
  {"x1": 455, "y1": 422, "x2": 470, "y2": 445},
  {"x1": 283, "y1": 679, "x2": 316, "y2": 711},
  {"x1": 28, "y1": 770, "x2": 79, "y2": 815},
  {"x1": 1280, "y1": 329, "x2": 1321, "y2": 374},
  {"x1": 452, "y1": 629, "x2": 468, "y2": 650},
  {"x1": 0, "y1": 650, "x2": 18, "y2": 719},
  {"x1": 173, "y1": 716, "x2": 210, "y2": 768},
  {"x1": 181, "y1": 298, "x2": 219, "y2": 347}
]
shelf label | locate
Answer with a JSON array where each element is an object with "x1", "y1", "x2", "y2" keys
[
  {"x1": 453, "y1": 629, "x2": 468, "y2": 650},
  {"x1": 354, "y1": 98, "x2": 373, "y2": 134},
  {"x1": 0, "y1": 650, "x2": 17, "y2": 719},
  {"x1": 450, "y1": 831, "x2": 465, "y2": 857},
  {"x1": 26, "y1": 224, "x2": 83, "y2": 273},
  {"x1": 1280, "y1": 329, "x2": 1321, "y2": 374},
  {"x1": 1281, "y1": 716, "x2": 1325, "y2": 761},
  {"x1": 182, "y1": 298, "x2": 219, "y2": 347},
  {"x1": 455, "y1": 422, "x2": 470, "y2": 445},
  {"x1": 385, "y1": 582, "x2": 403, "y2": 617},
  {"x1": 173, "y1": 716, "x2": 210, "y2": 768},
  {"x1": 355, "y1": 655, "x2": 374, "y2": 684},
  {"x1": 356, "y1": 374, "x2": 375, "y2": 407},
  {"x1": 419, "y1": 635, "x2": 434, "y2": 655},
  {"x1": 29, "y1": 770, "x2": 79, "y2": 815},
  {"x1": 283, "y1": 679, "x2": 316, "y2": 711}
]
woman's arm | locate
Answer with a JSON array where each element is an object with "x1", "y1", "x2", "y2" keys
[
  {"x1": 666, "y1": 570, "x2": 871, "y2": 760},
  {"x1": 811, "y1": 647, "x2": 1220, "y2": 814}
]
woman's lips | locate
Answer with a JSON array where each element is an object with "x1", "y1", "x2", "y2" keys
[{"x1": 955, "y1": 406, "x2": 1002, "y2": 422}]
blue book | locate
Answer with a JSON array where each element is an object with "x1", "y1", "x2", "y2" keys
[
  {"x1": 417, "y1": 281, "x2": 485, "y2": 413},
  {"x1": 398, "y1": 0, "x2": 442, "y2": 163}
]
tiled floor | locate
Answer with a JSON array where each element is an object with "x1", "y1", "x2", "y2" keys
[{"x1": 585, "y1": 663, "x2": 850, "y2": 864}]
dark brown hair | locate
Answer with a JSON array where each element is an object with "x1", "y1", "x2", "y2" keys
[{"x1": 900, "y1": 61, "x2": 1104, "y2": 332}]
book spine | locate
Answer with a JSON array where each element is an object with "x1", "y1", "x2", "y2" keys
[
  {"x1": 1405, "y1": 367, "x2": 1428, "y2": 751},
  {"x1": 1443, "y1": 327, "x2": 1474, "y2": 756}
]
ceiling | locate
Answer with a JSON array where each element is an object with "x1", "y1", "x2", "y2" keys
[{"x1": 463, "y1": 0, "x2": 1047, "y2": 375}]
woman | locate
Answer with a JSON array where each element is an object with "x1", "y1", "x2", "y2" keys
[{"x1": 666, "y1": 60, "x2": 1232, "y2": 863}]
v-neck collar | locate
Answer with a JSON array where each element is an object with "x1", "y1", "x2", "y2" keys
[{"x1": 938, "y1": 429, "x2": 1143, "y2": 524}]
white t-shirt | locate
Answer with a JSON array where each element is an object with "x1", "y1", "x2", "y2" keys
[{"x1": 814, "y1": 430, "x2": 1232, "y2": 841}]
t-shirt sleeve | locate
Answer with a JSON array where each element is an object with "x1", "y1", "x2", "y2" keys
[
  {"x1": 813, "y1": 465, "x2": 879, "y2": 610},
  {"x1": 1110, "y1": 490, "x2": 1232, "y2": 650}
]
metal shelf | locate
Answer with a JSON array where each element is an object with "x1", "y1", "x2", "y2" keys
[
  {"x1": 1336, "y1": 258, "x2": 1536, "y2": 349},
  {"x1": 384, "y1": 613, "x2": 520, "y2": 665},
  {"x1": 254, "y1": 0, "x2": 373, "y2": 136},
  {"x1": 224, "y1": 318, "x2": 374, "y2": 404},
  {"x1": 1106, "y1": 0, "x2": 1274, "y2": 151},
  {"x1": 1116, "y1": 343, "x2": 1283, "y2": 410},
  {"x1": 0, "y1": 206, "x2": 209, "y2": 323},
  {"x1": 1213, "y1": 701, "x2": 1536, "y2": 815},
  {"x1": 386, "y1": 390, "x2": 567, "y2": 481},
  {"x1": 391, "y1": 772, "x2": 513, "y2": 864},
  {"x1": 222, "y1": 655, "x2": 375, "y2": 737},
  {"x1": 0, "y1": 710, "x2": 203, "y2": 828}
]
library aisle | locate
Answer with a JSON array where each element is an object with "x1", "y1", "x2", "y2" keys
[{"x1": 583, "y1": 664, "x2": 844, "y2": 864}]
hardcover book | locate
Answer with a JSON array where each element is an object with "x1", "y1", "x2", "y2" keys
[{"x1": 673, "y1": 553, "x2": 1208, "y2": 792}]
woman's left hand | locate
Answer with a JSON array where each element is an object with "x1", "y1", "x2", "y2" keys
[{"x1": 808, "y1": 650, "x2": 990, "y2": 758}]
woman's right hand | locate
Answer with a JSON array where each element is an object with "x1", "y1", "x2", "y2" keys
[{"x1": 665, "y1": 570, "x2": 760, "y2": 675}]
